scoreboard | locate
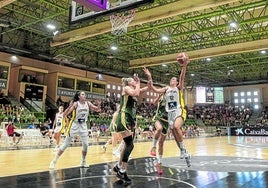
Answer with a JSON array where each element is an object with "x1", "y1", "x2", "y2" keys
[{"x1": 196, "y1": 86, "x2": 224, "y2": 104}]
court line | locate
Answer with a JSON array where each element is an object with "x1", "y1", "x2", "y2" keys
[{"x1": 55, "y1": 174, "x2": 197, "y2": 187}]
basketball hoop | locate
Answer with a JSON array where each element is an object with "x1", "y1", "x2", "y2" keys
[{"x1": 110, "y1": 9, "x2": 135, "y2": 36}]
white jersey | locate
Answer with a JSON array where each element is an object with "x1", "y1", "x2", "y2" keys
[
  {"x1": 165, "y1": 86, "x2": 181, "y2": 112},
  {"x1": 55, "y1": 112, "x2": 64, "y2": 127},
  {"x1": 73, "y1": 101, "x2": 89, "y2": 123}
]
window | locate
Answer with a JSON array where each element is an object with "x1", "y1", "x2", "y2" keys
[
  {"x1": 77, "y1": 80, "x2": 91, "y2": 91},
  {"x1": 58, "y1": 77, "x2": 74, "y2": 89},
  {"x1": 92, "y1": 83, "x2": 105, "y2": 94}
]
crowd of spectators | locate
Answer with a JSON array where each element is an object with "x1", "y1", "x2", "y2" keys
[{"x1": 188, "y1": 104, "x2": 268, "y2": 127}]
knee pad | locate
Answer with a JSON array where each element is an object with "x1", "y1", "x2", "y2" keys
[
  {"x1": 122, "y1": 136, "x2": 134, "y2": 162},
  {"x1": 59, "y1": 136, "x2": 72, "y2": 151},
  {"x1": 81, "y1": 136, "x2": 88, "y2": 152}
]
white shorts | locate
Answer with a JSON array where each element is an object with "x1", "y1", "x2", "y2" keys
[
  {"x1": 70, "y1": 122, "x2": 88, "y2": 137},
  {"x1": 168, "y1": 109, "x2": 182, "y2": 129},
  {"x1": 54, "y1": 126, "x2": 62, "y2": 133}
]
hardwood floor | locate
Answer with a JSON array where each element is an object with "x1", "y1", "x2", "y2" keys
[{"x1": 1, "y1": 135, "x2": 268, "y2": 178}]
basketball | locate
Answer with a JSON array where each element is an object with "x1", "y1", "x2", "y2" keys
[{"x1": 177, "y1": 52, "x2": 188, "y2": 65}]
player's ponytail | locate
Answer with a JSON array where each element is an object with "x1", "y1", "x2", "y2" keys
[{"x1": 122, "y1": 78, "x2": 132, "y2": 86}]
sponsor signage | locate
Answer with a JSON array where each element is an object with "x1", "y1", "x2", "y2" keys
[
  {"x1": 229, "y1": 127, "x2": 268, "y2": 136},
  {"x1": 57, "y1": 88, "x2": 105, "y2": 99}
]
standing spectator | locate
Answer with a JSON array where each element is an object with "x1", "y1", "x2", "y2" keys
[{"x1": 6, "y1": 120, "x2": 23, "y2": 145}]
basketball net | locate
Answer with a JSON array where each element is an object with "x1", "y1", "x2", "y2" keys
[{"x1": 110, "y1": 9, "x2": 135, "y2": 36}]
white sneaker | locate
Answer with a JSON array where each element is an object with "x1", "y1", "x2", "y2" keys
[
  {"x1": 180, "y1": 149, "x2": 187, "y2": 159},
  {"x1": 49, "y1": 161, "x2": 56, "y2": 169},
  {"x1": 80, "y1": 160, "x2": 87, "y2": 167}
]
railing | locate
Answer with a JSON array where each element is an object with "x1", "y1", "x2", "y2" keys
[
  {"x1": 19, "y1": 91, "x2": 43, "y2": 112},
  {"x1": 45, "y1": 94, "x2": 58, "y2": 110}
]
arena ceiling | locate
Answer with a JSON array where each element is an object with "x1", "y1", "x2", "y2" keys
[{"x1": 0, "y1": 0, "x2": 268, "y2": 87}]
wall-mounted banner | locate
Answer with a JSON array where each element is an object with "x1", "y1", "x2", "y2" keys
[
  {"x1": 228, "y1": 127, "x2": 268, "y2": 136},
  {"x1": 57, "y1": 88, "x2": 105, "y2": 99}
]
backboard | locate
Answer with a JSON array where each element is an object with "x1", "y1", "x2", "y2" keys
[{"x1": 69, "y1": 0, "x2": 154, "y2": 24}]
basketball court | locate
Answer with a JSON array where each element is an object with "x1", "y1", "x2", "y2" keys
[{"x1": 1, "y1": 136, "x2": 268, "y2": 187}]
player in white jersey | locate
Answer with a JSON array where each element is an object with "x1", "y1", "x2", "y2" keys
[
  {"x1": 52, "y1": 105, "x2": 64, "y2": 150},
  {"x1": 146, "y1": 53, "x2": 191, "y2": 167},
  {"x1": 49, "y1": 91, "x2": 101, "y2": 169}
]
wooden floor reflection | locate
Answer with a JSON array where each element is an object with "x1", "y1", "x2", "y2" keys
[
  {"x1": 0, "y1": 136, "x2": 268, "y2": 187},
  {"x1": 1, "y1": 136, "x2": 268, "y2": 178}
]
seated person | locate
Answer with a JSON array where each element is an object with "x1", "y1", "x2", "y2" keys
[
  {"x1": 6, "y1": 121, "x2": 23, "y2": 145},
  {"x1": 39, "y1": 121, "x2": 53, "y2": 144},
  {"x1": 28, "y1": 123, "x2": 36, "y2": 129}
]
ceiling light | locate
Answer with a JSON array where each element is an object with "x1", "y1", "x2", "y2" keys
[
  {"x1": 47, "y1": 24, "x2": 56, "y2": 30},
  {"x1": 162, "y1": 64, "x2": 167, "y2": 67},
  {"x1": 229, "y1": 22, "x2": 238, "y2": 29},
  {"x1": 161, "y1": 35, "x2": 169, "y2": 41},
  {"x1": 111, "y1": 45, "x2": 118, "y2": 51},
  {"x1": 260, "y1": 50, "x2": 266, "y2": 54},
  {"x1": 191, "y1": 73, "x2": 195, "y2": 76},
  {"x1": 206, "y1": 58, "x2": 211, "y2": 62}
]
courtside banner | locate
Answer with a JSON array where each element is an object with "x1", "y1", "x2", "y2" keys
[{"x1": 229, "y1": 127, "x2": 268, "y2": 136}]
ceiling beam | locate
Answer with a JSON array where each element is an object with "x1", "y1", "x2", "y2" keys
[
  {"x1": 0, "y1": 0, "x2": 15, "y2": 8},
  {"x1": 129, "y1": 38, "x2": 268, "y2": 68},
  {"x1": 51, "y1": 0, "x2": 241, "y2": 47}
]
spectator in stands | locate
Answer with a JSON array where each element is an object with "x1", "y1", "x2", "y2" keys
[
  {"x1": 6, "y1": 120, "x2": 23, "y2": 145},
  {"x1": 28, "y1": 122, "x2": 36, "y2": 129},
  {"x1": 39, "y1": 121, "x2": 53, "y2": 144}
]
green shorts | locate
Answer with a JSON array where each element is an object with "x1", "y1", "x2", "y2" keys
[
  {"x1": 115, "y1": 112, "x2": 135, "y2": 132},
  {"x1": 154, "y1": 117, "x2": 169, "y2": 135}
]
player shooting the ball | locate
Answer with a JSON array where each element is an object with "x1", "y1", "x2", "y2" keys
[{"x1": 144, "y1": 52, "x2": 191, "y2": 168}]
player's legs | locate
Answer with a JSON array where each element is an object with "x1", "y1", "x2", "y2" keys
[
  {"x1": 156, "y1": 133, "x2": 166, "y2": 175},
  {"x1": 172, "y1": 117, "x2": 186, "y2": 155},
  {"x1": 150, "y1": 120, "x2": 163, "y2": 156},
  {"x1": 80, "y1": 135, "x2": 88, "y2": 167},
  {"x1": 49, "y1": 136, "x2": 72, "y2": 169}
]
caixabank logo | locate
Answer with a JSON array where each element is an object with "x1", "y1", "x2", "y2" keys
[
  {"x1": 233, "y1": 127, "x2": 268, "y2": 136},
  {"x1": 235, "y1": 128, "x2": 244, "y2": 136}
]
